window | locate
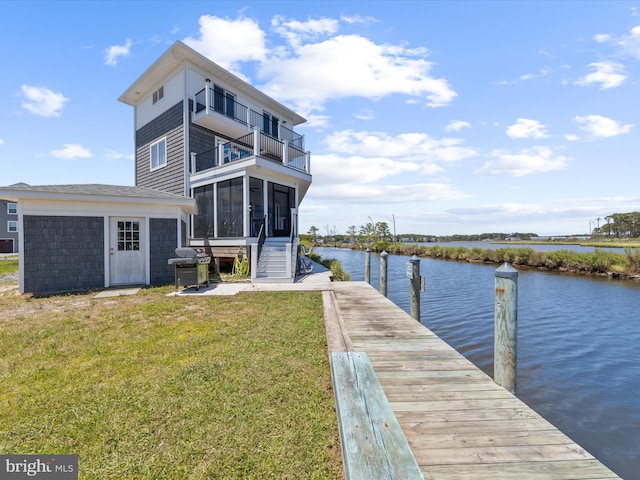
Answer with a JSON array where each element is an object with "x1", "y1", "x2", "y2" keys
[
  {"x1": 7, "y1": 221, "x2": 17, "y2": 233},
  {"x1": 117, "y1": 221, "x2": 140, "y2": 251},
  {"x1": 263, "y1": 111, "x2": 279, "y2": 138},
  {"x1": 150, "y1": 138, "x2": 167, "y2": 170},
  {"x1": 217, "y1": 178, "x2": 244, "y2": 237},
  {"x1": 225, "y1": 92, "x2": 235, "y2": 119},
  {"x1": 212, "y1": 84, "x2": 236, "y2": 120},
  {"x1": 152, "y1": 85, "x2": 164, "y2": 104},
  {"x1": 7, "y1": 203, "x2": 17, "y2": 215},
  {"x1": 193, "y1": 184, "x2": 214, "y2": 238}
]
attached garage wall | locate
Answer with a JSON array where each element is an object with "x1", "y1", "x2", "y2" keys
[
  {"x1": 149, "y1": 218, "x2": 178, "y2": 286},
  {"x1": 23, "y1": 216, "x2": 104, "y2": 294}
]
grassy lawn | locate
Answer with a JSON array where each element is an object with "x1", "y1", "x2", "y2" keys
[{"x1": 0, "y1": 286, "x2": 342, "y2": 479}]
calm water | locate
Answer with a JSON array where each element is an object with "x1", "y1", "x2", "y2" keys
[{"x1": 316, "y1": 246, "x2": 640, "y2": 479}]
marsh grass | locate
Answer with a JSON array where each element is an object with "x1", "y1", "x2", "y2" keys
[{"x1": 0, "y1": 287, "x2": 342, "y2": 479}]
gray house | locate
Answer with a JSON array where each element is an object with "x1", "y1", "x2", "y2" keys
[
  {"x1": 0, "y1": 198, "x2": 19, "y2": 253},
  {"x1": 118, "y1": 40, "x2": 312, "y2": 281},
  {"x1": 0, "y1": 184, "x2": 195, "y2": 294}
]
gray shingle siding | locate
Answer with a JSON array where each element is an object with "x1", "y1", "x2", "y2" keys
[
  {"x1": 149, "y1": 218, "x2": 178, "y2": 285},
  {"x1": 189, "y1": 122, "x2": 232, "y2": 157},
  {"x1": 23, "y1": 216, "x2": 104, "y2": 294},
  {"x1": 136, "y1": 101, "x2": 185, "y2": 195}
]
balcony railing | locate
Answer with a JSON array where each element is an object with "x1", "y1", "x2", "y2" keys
[
  {"x1": 195, "y1": 87, "x2": 248, "y2": 125},
  {"x1": 193, "y1": 85, "x2": 304, "y2": 150},
  {"x1": 191, "y1": 128, "x2": 311, "y2": 175}
]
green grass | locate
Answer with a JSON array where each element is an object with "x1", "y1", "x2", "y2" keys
[
  {"x1": 0, "y1": 258, "x2": 18, "y2": 276},
  {"x1": 0, "y1": 287, "x2": 342, "y2": 479}
]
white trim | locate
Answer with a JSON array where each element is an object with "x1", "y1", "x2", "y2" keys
[{"x1": 103, "y1": 215, "x2": 110, "y2": 288}]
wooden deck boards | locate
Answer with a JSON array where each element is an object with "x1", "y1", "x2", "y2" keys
[{"x1": 328, "y1": 281, "x2": 620, "y2": 480}]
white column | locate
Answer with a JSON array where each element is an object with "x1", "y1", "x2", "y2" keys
[
  {"x1": 205, "y1": 79, "x2": 211, "y2": 113},
  {"x1": 243, "y1": 174, "x2": 249, "y2": 237},
  {"x1": 253, "y1": 126, "x2": 260, "y2": 156}
]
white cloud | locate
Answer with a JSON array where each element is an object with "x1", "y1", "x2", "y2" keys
[
  {"x1": 20, "y1": 85, "x2": 69, "y2": 117},
  {"x1": 183, "y1": 15, "x2": 267, "y2": 72},
  {"x1": 310, "y1": 181, "x2": 468, "y2": 204},
  {"x1": 593, "y1": 33, "x2": 611, "y2": 43},
  {"x1": 324, "y1": 129, "x2": 476, "y2": 164},
  {"x1": 354, "y1": 109, "x2": 374, "y2": 120},
  {"x1": 104, "y1": 149, "x2": 134, "y2": 161},
  {"x1": 574, "y1": 115, "x2": 634, "y2": 138},
  {"x1": 595, "y1": 25, "x2": 640, "y2": 59},
  {"x1": 312, "y1": 153, "x2": 421, "y2": 185},
  {"x1": 574, "y1": 61, "x2": 626, "y2": 89},
  {"x1": 259, "y1": 34, "x2": 456, "y2": 115},
  {"x1": 506, "y1": 118, "x2": 550, "y2": 139},
  {"x1": 50, "y1": 144, "x2": 92, "y2": 159},
  {"x1": 271, "y1": 15, "x2": 340, "y2": 48},
  {"x1": 564, "y1": 134, "x2": 580, "y2": 142},
  {"x1": 519, "y1": 67, "x2": 552, "y2": 81},
  {"x1": 445, "y1": 120, "x2": 471, "y2": 132},
  {"x1": 475, "y1": 146, "x2": 570, "y2": 177},
  {"x1": 104, "y1": 38, "x2": 132, "y2": 66},
  {"x1": 0, "y1": 138, "x2": 4, "y2": 145},
  {"x1": 339, "y1": 14, "x2": 379, "y2": 26},
  {"x1": 183, "y1": 14, "x2": 456, "y2": 118}
]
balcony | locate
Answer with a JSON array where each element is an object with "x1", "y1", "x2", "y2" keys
[
  {"x1": 190, "y1": 128, "x2": 310, "y2": 175},
  {"x1": 193, "y1": 86, "x2": 304, "y2": 150}
]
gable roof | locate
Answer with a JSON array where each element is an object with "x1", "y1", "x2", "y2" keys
[
  {"x1": 0, "y1": 184, "x2": 197, "y2": 213},
  {"x1": 118, "y1": 40, "x2": 306, "y2": 126}
]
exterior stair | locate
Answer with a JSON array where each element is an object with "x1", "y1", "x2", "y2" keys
[{"x1": 253, "y1": 237, "x2": 295, "y2": 283}]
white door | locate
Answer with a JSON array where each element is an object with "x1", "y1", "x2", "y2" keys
[{"x1": 110, "y1": 217, "x2": 146, "y2": 285}]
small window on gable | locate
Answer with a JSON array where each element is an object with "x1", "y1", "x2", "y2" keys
[
  {"x1": 7, "y1": 221, "x2": 18, "y2": 233},
  {"x1": 7, "y1": 203, "x2": 17, "y2": 215},
  {"x1": 152, "y1": 85, "x2": 164, "y2": 104},
  {"x1": 150, "y1": 138, "x2": 167, "y2": 170}
]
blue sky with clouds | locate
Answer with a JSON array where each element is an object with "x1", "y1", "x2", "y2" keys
[{"x1": 2, "y1": 1, "x2": 640, "y2": 236}]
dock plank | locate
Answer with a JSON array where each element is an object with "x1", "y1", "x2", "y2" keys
[{"x1": 327, "y1": 281, "x2": 621, "y2": 479}]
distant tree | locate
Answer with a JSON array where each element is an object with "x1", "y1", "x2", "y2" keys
[
  {"x1": 308, "y1": 226, "x2": 320, "y2": 244},
  {"x1": 346, "y1": 225, "x2": 357, "y2": 244}
]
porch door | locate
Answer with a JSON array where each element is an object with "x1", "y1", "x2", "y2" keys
[
  {"x1": 109, "y1": 217, "x2": 146, "y2": 285},
  {"x1": 270, "y1": 183, "x2": 293, "y2": 237}
]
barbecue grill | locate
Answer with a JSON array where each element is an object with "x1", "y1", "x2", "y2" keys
[{"x1": 168, "y1": 247, "x2": 211, "y2": 290}]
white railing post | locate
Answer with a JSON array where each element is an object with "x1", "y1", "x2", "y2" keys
[
  {"x1": 305, "y1": 152, "x2": 311, "y2": 173},
  {"x1": 253, "y1": 126, "x2": 260, "y2": 156},
  {"x1": 283, "y1": 140, "x2": 289, "y2": 166},
  {"x1": 190, "y1": 152, "x2": 197, "y2": 173},
  {"x1": 286, "y1": 242, "x2": 293, "y2": 279},
  {"x1": 217, "y1": 141, "x2": 224, "y2": 166},
  {"x1": 251, "y1": 243, "x2": 258, "y2": 279},
  {"x1": 290, "y1": 208, "x2": 297, "y2": 238},
  {"x1": 205, "y1": 79, "x2": 211, "y2": 113}
]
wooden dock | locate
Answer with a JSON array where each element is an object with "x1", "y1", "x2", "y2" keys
[{"x1": 325, "y1": 281, "x2": 620, "y2": 480}]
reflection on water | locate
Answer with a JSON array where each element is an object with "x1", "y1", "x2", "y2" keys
[{"x1": 316, "y1": 246, "x2": 640, "y2": 479}]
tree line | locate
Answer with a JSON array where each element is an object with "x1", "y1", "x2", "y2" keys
[
  {"x1": 594, "y1": 212, "x2": 640, "y2": 238},
  {"x1": 304, "y1": 210, "x2": 640, "y2": 246}
]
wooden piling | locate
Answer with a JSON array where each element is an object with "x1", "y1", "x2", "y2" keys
[
  {"x1": 408, "y1": 255, "x2": 420, "y2": 321},
  {"x1": 494, "y1": 262, "x2": 518, "y2": 394},
  {"x1": 364, "y1": 248, "x2": 371, "y2": 285},
  {"x1": 380, "y1": 251, "x2": 388, "y2": 297}
]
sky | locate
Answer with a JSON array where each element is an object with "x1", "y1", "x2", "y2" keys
[{"x1": 2, "y1": 1, "x2": 640, "y2": 237}]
